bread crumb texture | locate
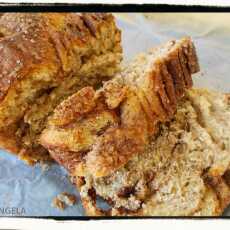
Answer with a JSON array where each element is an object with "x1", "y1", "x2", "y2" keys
[{"x1": 78, "y1": 88, "x2": 230, "y2": 216}]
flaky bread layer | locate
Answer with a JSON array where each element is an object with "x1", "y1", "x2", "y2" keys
[{"x1": 41, "y1": 37, "x2": 199, "y2": 177}]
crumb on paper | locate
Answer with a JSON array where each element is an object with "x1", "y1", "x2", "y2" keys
[
  {"x1": 52, "y1": 197, "x2": 65, "y2": 211},
  {"x1": 58, "y1": 192, "x2": 77, "y2": 206},
  {"x1": 52, "y1": 192, "x2": 77, "y2": 211},
  {"x1": 69, "y1": 176, "x2": 77, "y2": 185},
  {"x1": 40, "y1": 162, "x2": 50, "y2": 172}
]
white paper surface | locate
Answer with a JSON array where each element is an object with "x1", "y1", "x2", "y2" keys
[{"x1": 0, "y1": 13, "x2": 229, "y2": 216}]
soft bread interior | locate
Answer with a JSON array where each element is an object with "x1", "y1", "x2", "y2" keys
[{"x1": 77, "y1": 89, "x2": 230, "y2": 216}]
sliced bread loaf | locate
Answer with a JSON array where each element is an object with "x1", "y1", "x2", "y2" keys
[{"x1": 41, "y1": 37, "x2": 199, "y2": 178}]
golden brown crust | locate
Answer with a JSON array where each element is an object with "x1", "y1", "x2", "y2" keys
[
  {"x1": 0, "y1": 126, "x2": 19, "y2": 154},
  {"x1": 0, "y1": 13, "x2": 58, "y2": 102},
  {"x1": 153, "y1": 61, "x2": 174, "y2": 117},
  {"x1": 41, "y1": 102, "x2": 119, "y2": 173},
  {"x1": 0, "y1": 13, "x2": 122, "y2": 164},
  {"x1": 41, "y1": 37, "x2": 199, "y2": 177},
  {"x1": 101, "y1": 80, "x2": 128, "y2": 109},
  {"x1": 140, "y1": 64, "x2": 168, "y2": 121},
  {"x1": 182, "y1": 39, "x2": 200, "y2": 74},
  {"x1": 225, "y1": 93, "x2": 230, "y2": 105},
  {"x1": 160, "y1": 61, "x2": 177, "y2": 111},
  {"x1": 50, "y1": 87, "x2": 96, "y2": 127},
  {"x1": 178, "y1": 46, "x2": 193, "y2": 88},
  {"x1": 166, "y1": 48, "x2": 186, "y2": 99},
  {"x1": 0, "y1": 13, "x2": 120, "y2": 101}
]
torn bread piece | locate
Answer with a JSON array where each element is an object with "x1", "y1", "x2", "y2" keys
[
  {"x1": 52, "y1": 196, "x2": 66, "y2": 211},
  {"x1": 0, "y1": 13, "x2": 122, "y2": 164},
  {"x1": 74, "y1": 89, "x2": 230, "y2": 216},
  {"x1": 52, "y1": 192, "x2": 77, "y2": 211},
  {"x1": 41, "y1": 37, "x2": 200, "y2": 178}
]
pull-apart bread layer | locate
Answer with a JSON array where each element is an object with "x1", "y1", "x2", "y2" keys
[
  {"x1": 76, "y1": 89, "x2": 230, "y2": 216},
  {"x1": 41, "y1": 37, "x2": 200, "y2": 178},
  {"x1": 0, "y1": 13, "x2": 122, "y2": 164}
]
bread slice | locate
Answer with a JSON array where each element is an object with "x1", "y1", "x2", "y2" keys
[
  {"x1": 0, "y1": 13, "x2": 122, "y2": 164},
  {"x1": 74, "y1": 89, "x2": 230, "y2": 216},
  {"x1": 41, "y1": 37, "x2": 199, "y2": 178}
]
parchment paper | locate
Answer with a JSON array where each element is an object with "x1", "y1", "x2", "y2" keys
[{"x1": 0, "y1": 13, "x2": 229, "y2": 216}]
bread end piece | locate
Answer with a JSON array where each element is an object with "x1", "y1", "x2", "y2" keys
[{"x1": 0, "y1": 13, "x2": 122, "y2": 164}]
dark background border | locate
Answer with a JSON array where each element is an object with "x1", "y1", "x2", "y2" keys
[
  {"x1": 0, "y1": 3, "x2": 230, "y2": 12},
  {"x1": 0, "y1": 3, "x2": 230, "y2": 219}
]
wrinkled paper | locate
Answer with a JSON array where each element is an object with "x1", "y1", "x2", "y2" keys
[{"x1": 0, "y1": 13, "x2": 230, "y2": 216}]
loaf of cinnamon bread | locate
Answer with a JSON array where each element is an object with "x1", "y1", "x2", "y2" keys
[{"x1": 0, "y1": 13, "x2": 122, "y2": 164}]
